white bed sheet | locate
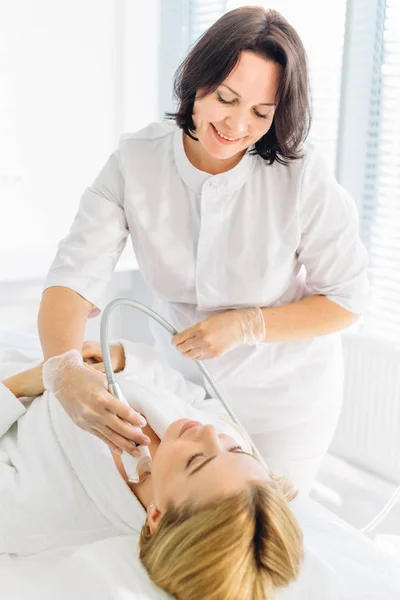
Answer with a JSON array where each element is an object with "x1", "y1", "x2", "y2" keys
[{"x1": 1, "y1": 330, "x2": 400, "y2": 600}]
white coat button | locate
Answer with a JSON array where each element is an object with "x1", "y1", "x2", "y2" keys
[{"x1": 205, "y1": 181, "x2": 217, "y2": 196}]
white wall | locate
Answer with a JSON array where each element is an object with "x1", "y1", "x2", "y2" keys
[{"x1": 0, "y1": 0, "x2": 160, "y2": 282}]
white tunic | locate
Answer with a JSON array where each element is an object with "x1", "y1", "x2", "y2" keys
[{"x1": 44, "y1": 120, "x2": 371, "y2": 434}]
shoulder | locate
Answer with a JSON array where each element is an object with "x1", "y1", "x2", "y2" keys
[
  {"x1": 249, "y1": 142, "x2": 322, "y2": 206},
  {"x1": 252, "y1": 140, "x2": 321, "y2": 184},
  {"x1": 119, "y1": 119, "x2": 175, "y2": 148},
  {"x1": 296, "y1": 142, "x2": 355, "y2": 221},
  {"x1": 116, "y1": 120, "x2": 176, "y2": 175},
  {"x1": 298, "y1": 142, "x2": 340, "y2": 201},
  {"x1": 298, "y1": 141, "x2": 335, "y2": 185}
]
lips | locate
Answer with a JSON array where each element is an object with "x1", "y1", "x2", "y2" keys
[
  {"x1": 215, "y1": 126, "x2": 238, "y2": 139},
  {"x1": 211, "y1": 123, "x2": 242, "y2": 143},
  {"x1": 179, "y1": 420, "x2": 202, "y2": 438}
]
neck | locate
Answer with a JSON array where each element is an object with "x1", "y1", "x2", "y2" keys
[
  {"x1": 133, "y1": 472, "x2": 155, "y2": 510},
  {"x1": 129, "y1": 423, "x2": 160, "y2": 510},
  {"x1": 183, "y1": 132, "x2": 245, "y2": 175}
]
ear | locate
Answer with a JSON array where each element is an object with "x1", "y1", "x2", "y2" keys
[{"x1": 147, "y1": 504, "x2": 163, "y2": 534}]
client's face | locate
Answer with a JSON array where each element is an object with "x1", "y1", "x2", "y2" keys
[{"x1": 149, "y1": 418, "x2": 269, "y2": 518}]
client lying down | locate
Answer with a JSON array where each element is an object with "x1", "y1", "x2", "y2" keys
[{"x1": 0, "y1": 339, "x2": 303, "y2": 600}]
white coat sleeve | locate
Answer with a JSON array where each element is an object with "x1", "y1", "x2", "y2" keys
[
  {"x1": 296, "y1": 148, "x2": 371, "y2": 314},
  {"x1": 43, "y1": 151, "x2": 129, "y2": 316}
]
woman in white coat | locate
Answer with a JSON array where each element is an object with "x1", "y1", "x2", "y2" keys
[{"x1": 38, "y1": 7, "x2": 370, "y2": 495}]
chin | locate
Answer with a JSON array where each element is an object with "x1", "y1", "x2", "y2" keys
[
  {"x1": 163, "y1": 418, "x2": 190, "y2": 441},
  {"x1": 203, "y1": 139, "x2": 244, "y2": 161}
]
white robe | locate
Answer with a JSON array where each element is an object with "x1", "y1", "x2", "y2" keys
[
  {"x1": 1, "y1": 339, "x2": 400, "y2": 599},
  {"x1": 0, "y1": 339, "x2": 248, "y2": 556}
]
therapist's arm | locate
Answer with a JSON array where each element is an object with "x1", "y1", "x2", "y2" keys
[
  {"x1": 260, "y1": 295, "x2": 359, "y2": 343},
  {"x1": 34, "y1": 153, "x2": 150, "y2": 455},
  {"x1": 39, "y1": 152, "x2": 128, "y2": 361},
  {"x1": 38, "y1": 286, "x2": 93, "y2": 360},
  {"x1": 37, "y1": 286, "x2": 149, "y2": 455}
]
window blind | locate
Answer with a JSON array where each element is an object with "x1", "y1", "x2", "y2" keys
[
  {"x1": 366, "y1": 0, "x2": 400, "y2": 340},
  {"x1": 189, "y1": 1, "x2": 227, "y2": 45},
  {"x1": 337, "y1": 0, "x2": 387, "y2": 249}
]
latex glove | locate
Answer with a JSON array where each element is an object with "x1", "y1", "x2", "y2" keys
[
  {"x1": 1, "y1": 342, "x2": 123, "y2": 400},
  {"x1": 42, "y1": 349, "x2": 150, "y2": 456},
  {"x1": 171, "y1": 307, "x2": 266, "y2": 360}
]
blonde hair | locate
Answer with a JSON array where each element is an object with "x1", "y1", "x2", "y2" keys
[{"x1": 139, "y1": 475, "x2": 303, "y2": 600}]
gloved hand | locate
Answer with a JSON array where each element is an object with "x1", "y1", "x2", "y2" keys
[
  {"x1": 171, "y1": 307, "x2": 266, "y2": 360},
  {"x1": 42, "y1": 349, "x2": 150, "y2": 456}
]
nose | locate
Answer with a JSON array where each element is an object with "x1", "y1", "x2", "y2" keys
[
  {"x1": 194, "y1": 423, "x2": 224, "y2": 452},
  {"x1": 224, "y1": 109, "x2": 249, "y2": 136}
]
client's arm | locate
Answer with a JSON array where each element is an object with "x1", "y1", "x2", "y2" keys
[
  {"x1": 1, "y1": 342, "x2": 125, "y2": 400},
  {"x1": 81, "y1": 341, "x2": 125, "y2": 374},
  {"x1": 2, "y1": 364, "x2": 44, "y2": 399}
]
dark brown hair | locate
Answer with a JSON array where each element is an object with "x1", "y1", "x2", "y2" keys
[{"x1": 167, "y1": 6, "x2": 312, "y2": 165}]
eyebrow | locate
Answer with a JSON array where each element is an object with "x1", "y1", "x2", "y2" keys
[
  {"x1": 188, "y1": 451, "x2": 258, "y2": 477},
  {"x1": 220, "y1": 84, "x2": 275, "y2": 107}
]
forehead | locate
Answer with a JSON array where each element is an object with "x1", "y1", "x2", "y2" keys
[
  {"x1": 183, "y1": 452, "x2": 268, "y2": 503},
  {"x1": 222, "y1": 50, "x2": 281, "y2": 102}
]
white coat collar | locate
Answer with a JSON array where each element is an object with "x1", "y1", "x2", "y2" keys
[{"x1": 173, "y1": 125, "x2": 256, "y2": 195}]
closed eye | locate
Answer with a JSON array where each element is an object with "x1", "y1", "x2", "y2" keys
[
  {"x1": 185, "y1": 452, "x2": 205, "y2": 469},
  {"x1": 216, "y1": 92, "x2": 270, "y2": 120},
  {"x1": 254, "y1": 110, "x2": 269, "y2": 120},
  {"x1": 229, "y1": 445, "x2": 245, "y2": 453},
  {"x1": 216, "y1": 92, "x2": 234, "y2": 105},
  {"x1": 185, "y1": 445, "x2": 244, "y2": 470}
]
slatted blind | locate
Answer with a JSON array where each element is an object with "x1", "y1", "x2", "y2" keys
[
  {"x1": 344, "y1": 0, "x2": 387, "y2": 250},
  {"x1": 188, "y1": 0, "x2": 347, "y2": 171},
  {"x1": 189, "y1": 0, "x2": 227, "y2": 45},
  {"x1": 366, "y1": 0, "x2": 400, "y2": 340}
]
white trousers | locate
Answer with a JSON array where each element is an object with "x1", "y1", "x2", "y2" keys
[{"x1": 251, "y1": 400, "x2": 342, "y2": 497}]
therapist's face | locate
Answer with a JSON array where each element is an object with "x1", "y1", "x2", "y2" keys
[
  {"x1": 147, "y1": 418, "x2": 270, "y2": 533},
  {"x1": 191, "y1": 50, "x2": 282, "y2": 162}
]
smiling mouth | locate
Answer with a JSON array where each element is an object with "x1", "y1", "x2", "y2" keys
[
  {"x1": 211, "y1": 124, "x2": 243, "y2": 143},
  {"x1": 179, "y1": 420, "x2": 202, "y2": 438}
]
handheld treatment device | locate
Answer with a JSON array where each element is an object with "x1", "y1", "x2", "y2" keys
[
  {"x1": 100, "y1": 298, "x2": 265, "y2": 483},
  {"x1": 100, "y1": 298, "x2": 399, "y2": 534}
]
